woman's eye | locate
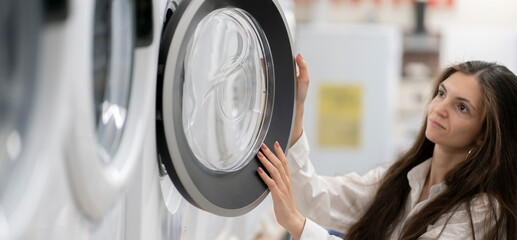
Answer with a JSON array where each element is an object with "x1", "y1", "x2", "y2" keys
[
  {"x1": 438, "y1": 90, "x2": 445, "y2": 97},
  {"x1": 459, "y1": 104, "x2": 468, "y2": 113}
]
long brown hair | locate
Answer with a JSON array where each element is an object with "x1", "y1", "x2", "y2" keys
[{"x1": 346, "y1": 61, "x2": 517, "y2": 239}]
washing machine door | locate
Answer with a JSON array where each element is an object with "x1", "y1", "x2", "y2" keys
[
  {"x1": 156, "y1": 0, "x2": 296, "y2": 216},
  {"x1": 67, "y1": 0, "x2": 154, "y2": 220}
]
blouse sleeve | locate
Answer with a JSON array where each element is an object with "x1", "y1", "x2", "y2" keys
[
  {"x1": 286, "y1": 131, "x2": 386, "y2": 234},
  {"x1": 298, "y1": 218, "x2": 344, "y2": 240}
]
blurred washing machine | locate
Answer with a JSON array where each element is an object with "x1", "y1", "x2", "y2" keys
[
  {"x1": 59, "y1": 0, "x2": 156, "y2": 235},
  {"x1": 155, "y1": 0, "x2": 296, "y2": 219},
  {"x1": 5, "y1": 0, "x2": 157, "y2": 239},
  {"x1": 0, "y1": 0, "x2": 70, "y2": 239},
  {"x1": 65, "y1": 0, "x2": 154, "y2": 221}
]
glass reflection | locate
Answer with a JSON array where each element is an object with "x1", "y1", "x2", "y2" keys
[
  {"x1": 182, "y1": 8, "x2": 272, "y2": 172},
  {"x1": 93, "y1": 0, "x2": 133, "y2": 164}
]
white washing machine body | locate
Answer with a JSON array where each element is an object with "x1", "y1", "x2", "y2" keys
[
  {"x1": 60, "y1": 0, "x2": 156, "y2": 238},
  {"x1": 12, "y1": 0, "x2": 156, "y2": 239},
  {"x1": 0, "y1": 0, "x2": 71, "y2": 238}
]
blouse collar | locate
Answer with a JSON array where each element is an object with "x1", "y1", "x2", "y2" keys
[{"x1": 407, "y1": 158, "x2": 447, "y2": 207}]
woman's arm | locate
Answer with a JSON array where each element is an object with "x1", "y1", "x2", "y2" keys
[
  {"x1": 257, "y1": 142, "x2": 305, "y2": 239},
  {"x1": 258, "y1": 54, "x2": 384, "y2": 236},
  {"x1": 257, "y1": 140, "x2": 386, "y2": 238},
  {"x1": 257, "y1": 142, "x2": 350, "y2": 240},
  {"x1": 286, "y1": 132, "x2": 386, "y2": 232}
]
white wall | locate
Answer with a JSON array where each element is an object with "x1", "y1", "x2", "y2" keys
[{"x1": 296, "y1": 0, "x2": 517, "y2": 33}]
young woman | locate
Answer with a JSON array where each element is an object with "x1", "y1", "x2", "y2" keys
[{"x1": 257, "y1": 54, "x2": 517, "y2": 239}]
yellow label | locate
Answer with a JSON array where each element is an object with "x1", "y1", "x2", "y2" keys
[{"x1": 318, "y1": 83, "x2": 362, "y2": 148}]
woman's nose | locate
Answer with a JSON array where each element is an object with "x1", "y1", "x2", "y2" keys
[{"x1": 434, "y1": 101, "x2": 449, "y2": 118}]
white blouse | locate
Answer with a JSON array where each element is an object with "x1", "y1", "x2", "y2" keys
[{"x1": 286, "y1": 132, "x2": 499, "y2": 239}]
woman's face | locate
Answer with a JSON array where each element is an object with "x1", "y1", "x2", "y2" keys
[{"x1": 425, "y1": 72, "x2": 484, "y2": 151}]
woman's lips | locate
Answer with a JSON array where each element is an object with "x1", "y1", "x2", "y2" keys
[{"x1": 429, "y1": 119, "x2": 446, "y2": 130}]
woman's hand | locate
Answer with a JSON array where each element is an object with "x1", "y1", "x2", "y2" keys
[
  {"x1": 291, "y1": 54, "x2": 310, "y2": 147},
  {"x1": 257, "y1": 142, "x2": 306, "y2": 240}
]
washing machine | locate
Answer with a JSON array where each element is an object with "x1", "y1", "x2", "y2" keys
[
  {"x1": 155, "y1": 0, "x2": 297, "y2": 219},
  {"x1": 5, "y1": 0, "x2": 155, "y2": 238},
  {"x1": 0, "y1": 0, "x2": 154, "y2": 238},
  {"x1": 0, "y1": 0, "x2": 70, "y2": 239},
  {"x1": 65, "y1": 0, "x2": 154, "y2": 221},
  {"x1": 58, "y1": 0, "x2": 156, "y2": 236},
  {"x1": 124, "y1": 0, "x2": 294, "y2": 238}
]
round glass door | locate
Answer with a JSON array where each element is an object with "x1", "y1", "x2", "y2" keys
[
  {"x1": 182, "y1": 8, "x2": 272, "y2": 173},
  {"x1": 67, "y1": 0, "x2": 140, "y2": 220},
  {"x1": 157, "y1": 0, "x2": 296, "y2": 216},
  {"x1": 93, "y1": 0, "x2": 133, "y2": 164}
]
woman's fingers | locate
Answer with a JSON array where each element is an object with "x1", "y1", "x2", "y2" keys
[
  {"x1": 258, "y1": 144, "x2": 290, "y2": 186},
  {"x1": 257, "y1": 151, "x2": 283, "y2": 186},
  {"x1": 257, "y1": 167, "x2": 277, "y2": 190},
  {"x1": 273, "y1": 141, "x2": 291, "y2": 179},
  {"x1": 261, "y1": 144, "x2": 283, "y2": 170}
]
